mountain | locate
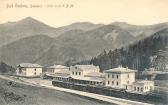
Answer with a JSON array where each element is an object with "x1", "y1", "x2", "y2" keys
[
  {"x1": 0, "y1": 17, "x2": 57, "y2": 46},
  {"x1": 112, "y1": 22, "x2": 168, "y2": 38},
  {"x1": 35, "y1": 45, "x2": 85, "y2": 66},
  {"x1": 88, "y1": 28, "x2": 168, "y2": 71},
  {"x1": 0, "y1": 35, "x2": 55, "y2": 66},
  {"x1": 0, "y1": 35, "x2": 86, "y2": 66},
  {"x1": 0, "y1": 17, "x2": 103, "y2": 46},
  {"x1": 54, "y1": 22, "x2": 103, "y2": 35},
  {"x1": 0, "y1": 17, "x2": 167, "y2": 67},
  {"x1": 55, "y1": 24, "x2": 136, "y2": 58},
  {"x1": 0, "y1": 24, "x2": 136, "y2": 66}
]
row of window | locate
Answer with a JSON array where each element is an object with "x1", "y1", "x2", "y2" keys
[
  {"x1": 72, "y1": 71, "x2": 81, "y2": 75},
  {"x1": 90, "y1": 81, "x2": 101, "y2": 85},
  {"x1": 134, "y1": 87, "x2": 143, "y2": 92},
  {"x1": 107, "y1": 74, "x2": 119, "y2": 79},
  {"x1": 134, "y1": 86, "x2": 152, "y2": 92},
  {"x1": 107, "y1": 81, "x2": 119, "y2": 86},
  {"x1": 55, "y1": 77, "x2": 69, "y2": 81},
  {"x1": 107, "y1": 74, "x2": 130, "y2": 79},
  {"x1": 144, "y1": 86, "x2": 149, "y2": 90}
]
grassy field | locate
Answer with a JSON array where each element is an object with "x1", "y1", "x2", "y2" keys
[{"x1": 0, "y1": 78, "x2": 113, "y2": 105}]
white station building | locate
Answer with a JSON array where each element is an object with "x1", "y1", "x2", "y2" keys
[
  {"x1": 70, "y1": 65, "x2": 100, "y2": 79},
  {"x1": 104, "y1": 66, "x2": 154, "y2": 93},
  {"x1": 104, "y1": 66, "x2": 137, "y2": 90},
  {"x1": 44, "y1": 64, "x2": 154, "y2": 93},
  {"x1": 70, "y1": 65, "x2": 105, "y2": 85},
  {"x1": 16, "y1": 63, "x2": 42, "y2": 77}
]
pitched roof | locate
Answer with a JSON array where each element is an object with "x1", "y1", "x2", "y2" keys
[
  {"x1": 85, "y1": 72, "x2": 105, "y2": 77},
  {"x1": 104, "y1": 66, "x2": 137, "y2": 73},
  {"x1": 18, "y1": 63, "x2": 42, "y2": 68},
  {"x1": 133, "y1": 80, "x2": 154, "y2": 85},
  {"x1": 56, "y1": 69, "x2": 70, "y2": 74},
  {"x1": 46, "y1": 73, "x2": 70, "y2": 78},
  {"x1": 74, "y1": 76, "x2": 105, "y2": 82},
  {"x1": 47, "y1": 65, "x2": 69, "y2": 69},
  {"x1": 73, "y1": 65, "x2": 99, "y2": 71}
]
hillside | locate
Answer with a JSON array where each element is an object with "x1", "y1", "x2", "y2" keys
[
  {"x1": 34, "y1": 45, "x2": 86, "y2": 66},
  {"x1": 0, "y1": 35, "x2": 86, "y2": 67},
  {"x1": 55, "y1": 22, "x2": 103, "y2": 36},
  {"x1": 88, "y1": 28, "x2": 168, "y2": 71},
  {"x1": 55, "y1": 25, "x2": 136, "y2": 58},
  {"x1": 112, "y1": 22, "x2": 168, "y2": 38},
  {"x1": 0, "y1": 35, "x2": 55, "y2": 66}
]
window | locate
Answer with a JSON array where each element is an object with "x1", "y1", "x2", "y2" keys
[
  {"x1": 79, "y1": 72, "x2": 81, "y2": 75},
  {"x1": 126, "y1": 85, "x2": 127, "y2": 89},
  {"x1": 75, "y1": 67, "x2": 77, "y2": 69},
  {"x1": 141, "y1": 88, "x2": 143, "y2": 92},
  {"x1": 134, "y1": 87, "x2": 136, "y2": 91},
  {"x1": 116, "y1": 81, "x2": 118, "y2": 86},
  {"x1": 137, "y1": 87, "x2": 139, "y2": 91},
  {"x1": 116, "y1": 75, "x2": 119, "y2": 79},
  {"x1": 34, "y1": 68, "x2": 36, "y2": 71},
  {"x1": 108, "y1": 74, "x2": 110, "y2": 78},
  {"x1": 76, "y1": 72, "x2": 77, "y2": 75},
  {"x1": 108, "y1": 81, "x2": 110, "y2": 85},
  {"x1": 112, "y1": 81, "x2": 114, "y2": 85},
  {"x1": 34, "y1": 72, "x2": 36, "y2": 75},
  {"x1": 112, "y1": 74, "x2": 114, "y2": 78},
  {"x1": 128, "y1": 74, "x2": 129, "y2": 78},
  {"x1": 72, "y1": 71, "x2": 74, "y2": 75}
]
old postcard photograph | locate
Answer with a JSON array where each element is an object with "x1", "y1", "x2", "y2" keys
[{"x1": 0, "y1": 0, "x2": 167, "y2": 105}]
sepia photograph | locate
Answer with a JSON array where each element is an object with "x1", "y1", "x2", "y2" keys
[{"x1": 0, "y1": 0, "x2": 167, "y2": 105}]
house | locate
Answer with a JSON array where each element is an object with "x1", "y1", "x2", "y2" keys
[
  {"x1": 70, "y1": 64, "x2": 100, "y2": 79},
  {"x1": 45, "y1": 65, "x2": 70, "y2": 73},
  {"x1": 132, "y1": 80, "x2": 154, "y2": 93},
  {"x1": 70, "y1": 65, "x2": 104, "y2": 85},
  {"x1": 16, "y1": 63, "x2": 42, "y2": 77},
  {"x1": 104, "y1": 66, "x2": 137, "y2": 90}
]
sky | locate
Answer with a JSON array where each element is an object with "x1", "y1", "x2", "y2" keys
[{"x1": 0, "y1": 0, "x2": 168, "y2": 27}]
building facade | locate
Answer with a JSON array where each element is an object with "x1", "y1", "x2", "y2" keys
[
  {"x1": 45, "y1": 65, "x2": 70, "y2": 73},
  {"x1": 70, "y1": 65, "x2": 100, "y2": 79},
  {"x1": 70, "y1": 65, "x2": 104, "y2": 85},
  {"x1": 104, "y1": 66, "x2": 154, "y2": 93},
  {"x1": 16, "y1": 63, "x2": 42, "y2": 77},
  {"x1": 104, "y1": 66, "x2": 137, "y2": 90},
  {"x1": 132, "y1": 80, "x2": 154, "y2": 93}
]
